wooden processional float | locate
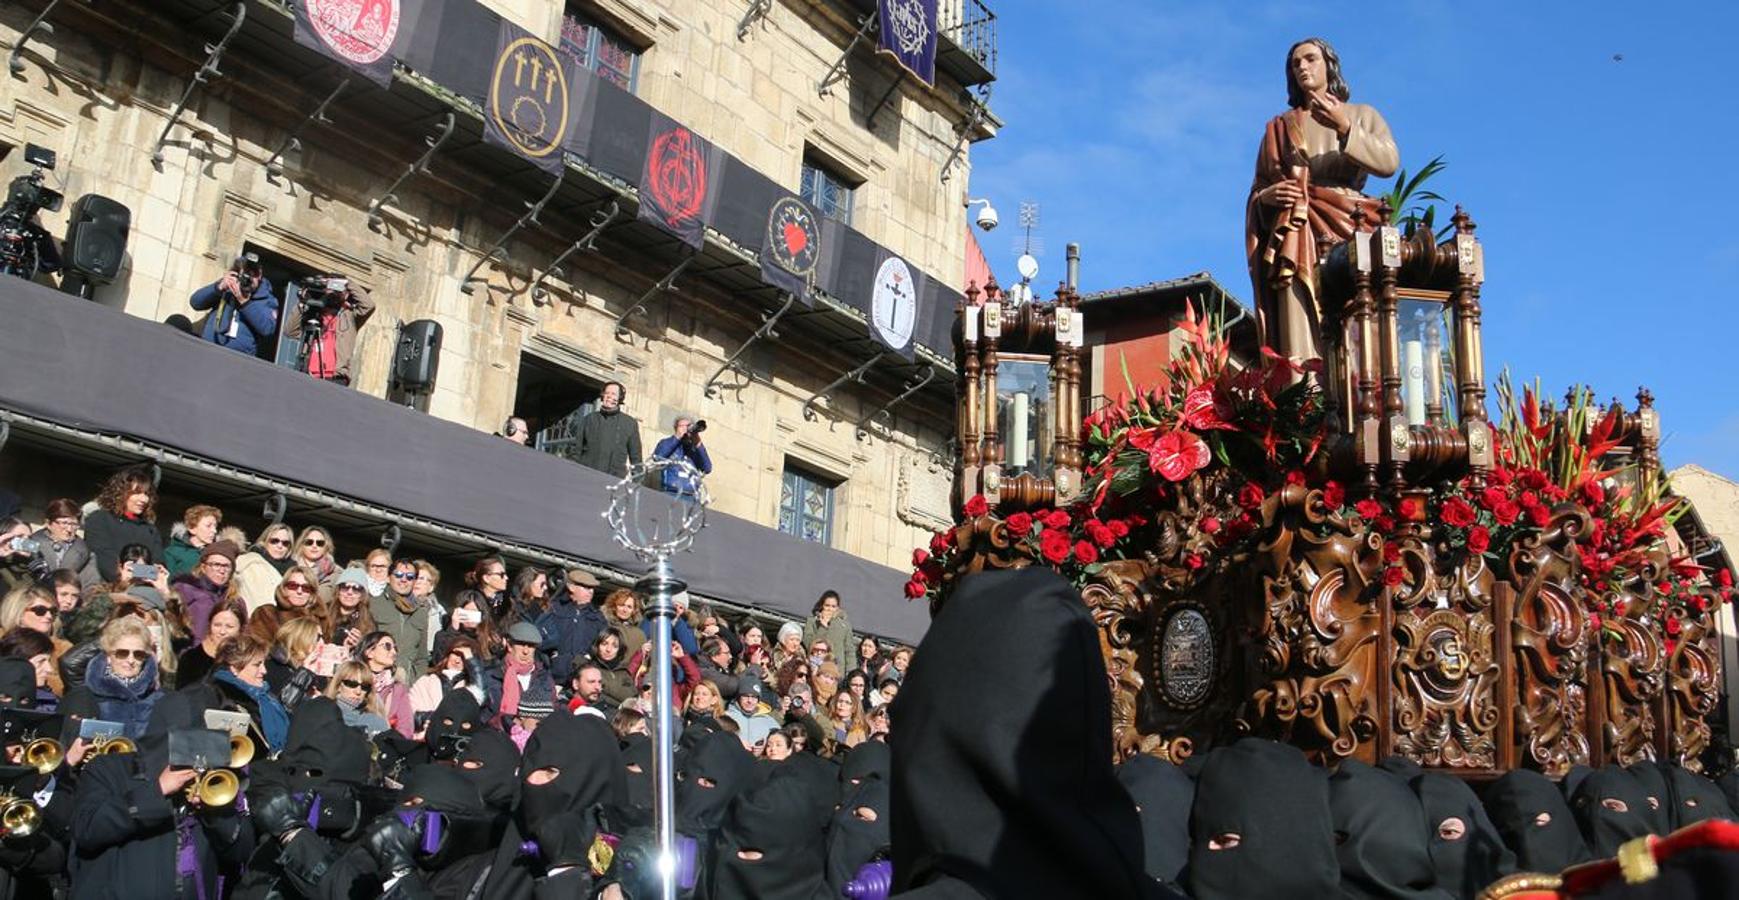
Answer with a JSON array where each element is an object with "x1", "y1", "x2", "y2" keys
[{"x1": 919, "y1": 206, "x2": 1724, "y2": 779}]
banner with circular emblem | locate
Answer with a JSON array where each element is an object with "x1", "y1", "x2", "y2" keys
[
  {"x1": 875, "y1": 0, "x2": 938, "y2": 86},
  {"x1": 482, "y1": 23, "x2": 596, "y2": 175},
  {"x1": 760, "y1": 196, "x2": 821, "y2": 304},
  {"x1": 293, "y1": 0, "x2": 407, "y2": 86},
  {"x1": 870, "y1": 253, "x2": 922, "y2": 358}
]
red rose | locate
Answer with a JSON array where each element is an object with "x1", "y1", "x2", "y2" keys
[
  {"x1": 1200, "y1": 516, "x2": 1222, "y2": 534},
  {"x1": 1581, "y1": 480, "x2": 1606, "y2": 508},
  {"x1": 912, "y1": 548, "x2": 930, "y2": 568},
  {"x1": 1527, "y1": 504, "x2": 1551, "y2": 527},
  {"x1": 1285, "y1": 470, "x2": 1307, "y2": 486},
  {"x1": 1005, "y1": 512, "x2": 1034, "y2": 538},
  {"x1": 1074, "y1": 541, "x2": 1100, "y2": 564},
  {"x1": 1150, "y1": 429, "x2": 1212, "y2": 482},
  {"x1": 1374, "y1": 515, "x2": 1396, "y2": 533},
  {"x1": 1040, "y1": 530, "x2": 1072, "y2": 564},
  {"x1": 1382, "y1": 542, "x2": 1401, "y2": 564},
  {"x1": 930, "y1": 531, "x2": 952, "y2": 555},
  {"x1": 1588, "y1": 612, "x2": 1602, "y2": 630},
  {"x1": 1107, "y1": 519, "x2": 1130, "y2": 538},
  {"x1": 903, "y1": 579, "x2": 926, "y2": 599},
  {"x1": 1441, "y1": 497, "x2": 1477, "y2": 528},
  {"x1": 1720, "y1": 569, "x2": 1734, "y2": 589},
  {"x1": 1488, "y1": 466, "x2": 1511, "y2": 486},
  {"x1": 1383, "y1": 566, "x2": 1405, "y2": 587},
  {"x1": 1184, "y1": 553, "x2": 1204, "y2": 570},
  {"x1": 1519, "y1": 491, "x2": 1541, "y2": 509},
  {"x1": 1322, "y1": 481, "x2": 1346, "y2": 509},
  {"x1": 1045, "y1": 509, "x2": 1073, "y2": 530},
  {"x1": 921, "y1": 560, "x2": 944, "y2": 583},
  {"x1": 964, "y1": 495, "x2": 989, "y2": 517},
  {"x1": 1520, "y1": 469, "x2": 1549, "y2": 490},
  {"x1": 1480, "y1": 487, "x2": 1507, "y2": 511},
  {"x1": 1466, "y1": 525, "x2": 1491, "y2": 555},
  {"x1": 1086, "y1": 520, "x2": 1117, "y2": 548},
  {"x1": 1238, "y1": 483, "x2": 1266, "y2": 510},
  {"x1": 1399, "y1": 496, "x2": 1426, "y2": 520},
  {"x1": 1666, "y1": 615, "x2": 1682, "y2": 636},
  {"x1": 1491, "y1": 500, "x2": 1521, "y2": 526},
  {"x1": 1355, "y1": 499, "x2": 1383, "y2": 520}
]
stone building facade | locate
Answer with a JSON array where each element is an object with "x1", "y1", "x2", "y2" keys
[{"x1": 0, "y1": 0, "x2": 998, "y2": 572}]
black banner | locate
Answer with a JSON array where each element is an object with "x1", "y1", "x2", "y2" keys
[
  {"x1": 481, "y1": 22, "x2": 596, "y2": 175},
  {"x1": 760, "y1": 196, "x2": 822, "y2": 303},
  {"x1": 293, "y1": 0, "x2": 415, "y2": 86},
  {"x1": 637, "y1": 114, "x2": 725, "y2": 250}
]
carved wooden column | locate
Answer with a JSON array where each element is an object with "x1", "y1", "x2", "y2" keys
[
  {"x1": 979, "y1": 278, "x2": 1004, "y2": 505},
  {"x1": 1349, "y1": 230, "x2": 1382, "y2": 498},
  {"x1": 1375, "y1": 217, "x2": 1408, "y2": 497},
  {"x1": 1450, "y1": 207, "x2": 1491, "y2": 489},
  {"x1": 1661, "y1": 586, "x2": 1722, "y2": 770},
  {"x1": 957, "y1": 284, "x2": 983, "y2": 510}
]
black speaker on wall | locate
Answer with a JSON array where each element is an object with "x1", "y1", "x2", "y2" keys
[
  {"x1": 393, "y1": 319, "x2": 442, "y2": 392},
  {"x1": 61, "y1": 194, "x2": 131, "y2": 290}
]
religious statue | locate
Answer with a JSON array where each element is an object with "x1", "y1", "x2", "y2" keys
[{"x1": 1245, "y1": 38, "x2": 1399, "y2": 363}]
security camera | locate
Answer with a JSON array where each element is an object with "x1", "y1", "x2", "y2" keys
[{"x1": 966, "y1": 198, "x2": 998, "y2": 232}]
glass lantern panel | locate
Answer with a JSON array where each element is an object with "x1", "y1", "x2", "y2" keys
[
  {"x1": 996, "y1": 356, "x2": 1054, "y2": 478},
  {"x1": 1397, "y1": 296, "x2": 1456, "y2": 426}
]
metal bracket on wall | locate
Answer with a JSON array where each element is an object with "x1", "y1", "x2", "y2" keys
[
  {"x1": 612, "y1": 254, "x2": 695, "y2": 338},
  {"x1": 802, "y1": 350, "x2": 883, "y2": 422},
  {"x1": 265, "y1": 75, "x2": 352, "y2": 182},
  {"x1": 817, "y1": 15, "x2": 877, "y2": 97},
  {"x1": 939, "y1": 96, "x2": 988, "y2": 184},
  {"x1": 150, "y1": 2, "x2": 246, "y2": 167},
  {"x1": 367, "y1": 111, "x2": 456, "y2": 231},
  {"x1": 379, "y1": 524, "x2": 402, "y2": 555},
  {"x1": 460, "y1": 171, "x2": 564, "y2": 296},
  {"x1": 703, "y1": 291, "x2": 798, "y2": 398},
  {"x1": 854, "y1": 365, "x2": 936, "y2": 440},
  {"x1": 262, "y1": 491, "x2": 288, "y2": 525},
  {"x1": 736, "y1": 0, "x2": 773, "y2": 40},
  {"x1": 6, "y1": 0, "x2": 74, "y2": 75},
  {"x1": 531, "y1": 200, "x2": 621, "y2": 304}
]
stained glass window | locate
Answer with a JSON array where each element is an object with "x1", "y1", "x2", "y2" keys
[
  {"x1": 559, "y1": 8, "x2": 639, "y2": 92},
  {"x1": 800, "y1": 157, "x2": 855, "y2": 225},
  {"x1": 779, "y1": 464, "x2": 837, "y2": 546}
]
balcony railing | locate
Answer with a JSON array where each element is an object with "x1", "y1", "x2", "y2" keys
[{"x1": 939, "y1": 0, "x2": 997, "y2": 79}]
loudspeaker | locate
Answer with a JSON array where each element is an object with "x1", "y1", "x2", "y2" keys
[
  {"x1": 62, "y1": 194, "x2": 130, "y2": 283},
  {"x1": 393, "y1": 320, "x2": 442, "y2": 392}
]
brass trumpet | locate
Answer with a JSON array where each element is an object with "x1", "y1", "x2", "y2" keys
[
  {"x1": 21, "y1": 737, "x2": 62, "y2": 775},
  {"x1": 0, "y1": 794, "x2": 38, "y2": 838},
  {"x1": 91, "y1": 735, "x2": 136, "y2": 756},
  {"x1": 182, "y1": 734, "x2": 254, "y2": 808},
  {"x1": 229, "y1": 733, "x2": 254, "y2": 769}
]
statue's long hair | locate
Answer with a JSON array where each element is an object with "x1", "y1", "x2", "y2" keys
[{"x1": 1285, "y1": 37, "x2": 1350, "y2": 108}]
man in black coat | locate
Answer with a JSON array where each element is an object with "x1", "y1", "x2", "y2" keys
[{"x1": 575, "y1": 381, "x2": 642, "y2": 478}]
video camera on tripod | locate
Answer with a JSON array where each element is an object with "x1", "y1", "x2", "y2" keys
[
  {"x1": 296, "y1": 274, "x2": 352, "y2": 313},
  {"x1": 0, "y1": 144, "x2": 63, "y2": 281}
]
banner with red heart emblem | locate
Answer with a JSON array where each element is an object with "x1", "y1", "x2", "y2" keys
[{"x1": 760, "y1": 196, "x2": 821, "y2": 304}]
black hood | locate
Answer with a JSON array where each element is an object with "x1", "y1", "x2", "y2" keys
[
  {"x1": 1328, "y1": 760, "x2": 1452, "y2": 900},
  {"x1": 1663, "y1": 765, "x2": 1734, "y2": 829},
  {"x1": 403, "y1": 763, "x2": 486, "y2": 818},
  {"x1": 1482, "y1": 769, "x2": 1591, "y2": 872},
  {"x1": 425, "y1": 689, "x2": 484, "y2": 760},
  {"x1": 839, "y1": 739, "x2": 890, "y2": 800},
  {"x1": 675, "y1": 729, "x2": 755, "y2": 835},
  {"x1": 890, "y1": 567, "x2": 1164, "y2": 900},
  {"x1": 457, "y1": 728, "x2": 522, "y2": 814},
  {"x1": 1571, "y1": 766, "x2": 1654, "y2": 857},
  {"x1": 1624, "y1": 761, "x2": 1671, "y2": 834},
  {"x1": 0, "y1": 659, "x2": 36, "y2": 707},
  {"x1": 621, "y1": 732, "x2": 654, "y2": 813},
  {"x1": 826, "y1": 777, "x2": 890, "y2": 895},
  {"x1": 1187, "y1": 738, "x2": 1339, "y2": 900},
  {"x1": 1116, "y1": 754, "x2": 1193, "y2": 886},
  {"x1": 1413, "y1": 772, "x2": 1515, "y2": 900},
  {"x1": 710, "y1": 773, "x2": 832, "y2": 900},
  {"x1": 518, "y1": 713, "x2": 624, "y2": 830}
]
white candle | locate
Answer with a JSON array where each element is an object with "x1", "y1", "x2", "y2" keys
[
  {"x1": 1404, "y1": 340, "x2": 1426, "y2": 427},
  {"x1": 1009, "y1": 392, "x2": 1031, "y2": 469}
]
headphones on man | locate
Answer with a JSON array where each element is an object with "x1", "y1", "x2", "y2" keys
[{"x1": 502, "y1": 418, "x2": 521, "y2": 438}]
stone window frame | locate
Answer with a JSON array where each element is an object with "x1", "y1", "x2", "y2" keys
[
  {"x1": 559, "y1": 4, "x2": 644, "y2": 93},
  {"x1": 799, "y1": 149, "x2": 860, "y2": 225}
]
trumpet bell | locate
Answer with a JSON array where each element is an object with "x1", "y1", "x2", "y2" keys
[
  {"x1": 96, "y1": 736, "x2": 136, "y2": 756},
  {"x1": 0, "y1": 799, "x2": 39, "y2": 837},
  {"x1": 192, "y1": 769, "x2": 240, "y2": 808},
  {"x1": 229, "y1": 734, "x2": 254, "y2": 770},
  {"x1": 22, "y1": 738, "x2": 62, "y2": 774}
]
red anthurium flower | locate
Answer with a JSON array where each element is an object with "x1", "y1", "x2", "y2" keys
[
  {"x1": 1005, "y1": 512, "x2": 1033, "y2": 538},
  {"x1": 1441, "y1": 497, "x2": 1477, "y2": 528},
  {"x1": 1145, "y1": 429, "x2": 1211, "y2": 482},
  {"x1": 1181, "y1": 385, "x2": 1238, "y2": 431},
  {"x1": 963, "y1": 494, "x2": 989, "y2": 517}
]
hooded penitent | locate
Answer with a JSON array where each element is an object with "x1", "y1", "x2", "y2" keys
[
  {"x1": 675, "y1": 729, "x2": 756, "y2": 835},
  {"x1": 1662, "y1": 765, "x2": 1735, "y2": 829},
  {"x1": 621, "y1": 732, "x2": 654, "y2": 814},
  {"x1": 456, "y1": 728, "x2": 522, "y2": 816},
  {"x1": 481, "y1": 712, "x2": 622, "y2": 900},
  {"x1": 710, "y1": 774, "x2": 834, "y2": 900},
  {"x1": 424, "y1": 689, "x2": 485, "y2": 761},
  {"x1": 826, "y1": 777, "x2": 890, "y2": 894},
  {"x1": 1187, "y1": 738, "x2": 1340, "y2": 900},
  {"x1": 1412, "y1": 772, "x2": 1516, "y2": 900},
  {"x1": 1116, "y1": 754, "x2": 1194, "y2": 887},
  {"x1": 1571, "y1": 766, "x2": 1655, "y2": 857},
  {"x1": 1624, "y1": 761, "x2": 1671, "y2": 835},
  {"x1": 890, "y1": 567, "x2": 1174, "y2": 900},
  {"x1": 839, "y1": 739, "x2": 890, "y2": 800},
  {"x1": 1482, "y1": 769, "x2": 1592, "y2": 873},
  {"x1": 1327, "y1": 759, "x2": 1453, "y2": 900},
  {"x1": 0, "y1": 658, "x2": 37, "y2": 708}
]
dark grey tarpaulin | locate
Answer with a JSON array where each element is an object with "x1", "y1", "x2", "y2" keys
[{"x1": 0, "y1": 278, "x2": 930, "y2": 643}]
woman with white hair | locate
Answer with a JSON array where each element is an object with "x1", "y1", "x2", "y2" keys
[{"x1": 772, "y1": 621, "x2": 805, "y2": 673}]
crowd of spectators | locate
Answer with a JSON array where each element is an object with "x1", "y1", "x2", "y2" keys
[{"x1": 0, "y1": 465, "x2": 913, "y2": 897}]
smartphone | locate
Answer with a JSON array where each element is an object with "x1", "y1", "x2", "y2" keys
[
  {"x1": 204, "y1": 709, "x2": 251, "y2": 737},
  {"x1": 128, "y1": 562, "x2": 157, "y2": 581},
  {"x1": 314, "y1": 643, "x2": 348, "y2": 678},
  {"x1": 78, "y1": 719, "x2": 123, "y2": 742},
  {"x1": 456, "y1": 608, "x2": 482, "y2": 627}
]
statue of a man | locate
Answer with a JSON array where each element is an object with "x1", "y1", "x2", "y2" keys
[{"x1": 1245, "y1": 38, "x2": 1399, "y2": 363}]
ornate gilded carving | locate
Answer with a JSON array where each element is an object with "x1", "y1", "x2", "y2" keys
[
  {"x1": 1390, "y1": 539, "x2": 1502, "y2": 768},
  {"x1": 1504, "y1": 505, "x2": 1593, "y2": 776},
  {"x1": 1663, "y1": 588, "x2": 1721, "y2": 771}
]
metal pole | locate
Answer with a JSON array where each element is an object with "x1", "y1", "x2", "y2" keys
[
  {"x1": 1065, "y1": 242, "x2": 1080, "y2": 291},
  {"x1": 637, "y1": 555, "x2": 684, "y2": 900}
]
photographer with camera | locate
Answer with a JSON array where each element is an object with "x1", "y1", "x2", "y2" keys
[
  {"x1": 651, "y1": 415, "x2": 712, "y2": 497},
  {"x1": 0, "y1": 144, "x2": 63, "y2": 285},
  {"x1": 288, "y1": 275, "x2": 375, "y2": 386},
  {"x1": 189, "y1": 253, "x2": 280, "y2": 356}
]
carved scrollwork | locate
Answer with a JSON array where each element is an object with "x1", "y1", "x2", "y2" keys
[
  {"x1": 1597, "y1": 584, "x2": 1664, "y2": 767},
  {"x1": 1663, "y1": 590, "x2": 1721, "y2": 771},
  {"x1": 1505, "y1": 504, "x2": 1593, "y2": 776},
  {"x1": 1391, "y1": 540, "x2": 1502, "y2": 769}
]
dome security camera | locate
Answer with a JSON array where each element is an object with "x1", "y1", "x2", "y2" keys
[{"x1": 976, "y1": 204, "x2": 999, "y2": 231}]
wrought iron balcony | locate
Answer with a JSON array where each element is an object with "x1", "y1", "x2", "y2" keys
[{"x1": 938, "y1": 0, "x2": 997, "y2": 86}]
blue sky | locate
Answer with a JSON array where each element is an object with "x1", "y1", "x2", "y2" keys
[{"x1": 966, "y1": 1, "x2": 1739, "y2": 478}]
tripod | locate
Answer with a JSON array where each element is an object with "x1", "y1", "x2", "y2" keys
[{"x1": 295, "y1": 306, "x2": 331, "y2": 380}]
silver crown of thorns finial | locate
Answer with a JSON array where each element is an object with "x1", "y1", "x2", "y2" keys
[{"x1": 602, "y1": 458, "x2": 709, "y2": 562}]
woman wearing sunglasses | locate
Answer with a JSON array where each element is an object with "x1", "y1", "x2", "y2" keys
[
  {"x1": 60, "y1": 615, "x2": 162, "y2": 740},
  {"x1": 288, "y1": 525, "x2": 339, "y2": 588},
  {"x1": 234, "y1": 522, "x2": 296, "y2": 613},
  {"x1": 324, "y1": 659, "x2": 390, "y2": 737},
  {"x1": 0, "y1": 584, "x2": 71, "y2": 695},
  {"x1": 245, "y1": 564, "x2": 330, "y2": 647},
  {"x1": 357, "y1": 630, "x2": 415, "y2": 739}
]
